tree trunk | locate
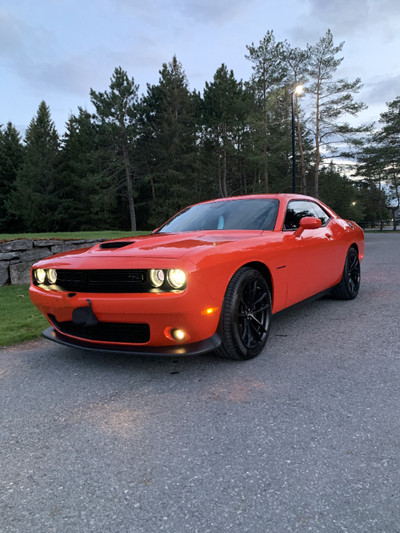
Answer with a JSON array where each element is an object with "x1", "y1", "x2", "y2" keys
[
  {"x1": 264, "y1": 147, "x2": 269, "y2": 193},
  {"x1": 313, "y1": 78, "x2": 321, "y2": 199},
  {"x1": 378, "y1": 178, "x2": 384, "y2": 231},
  {"x1": 122, "y1": 144, "x2": 136, "y2": 231},
  {"x1": 314, "y1": 144, "x2": 320, "y2": 199},
  {"x1": 295, "y1": 96, "x2": 306, "y2": 195},
  {"x1": 221, "y1": 124, "x2": 228, "y2": 197},
  {"x1": 222, "y1": 147, "x2": 228, "y2": 197},
  {"x1": 392, "y1": 176, "x2": 399, "y2": 231}
]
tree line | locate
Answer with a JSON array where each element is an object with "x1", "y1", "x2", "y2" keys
[{"x1": 0, "y1": 29, "x2": 398, "y2": 233}]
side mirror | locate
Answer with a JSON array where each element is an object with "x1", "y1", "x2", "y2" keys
[{"x1": 294, "y1": 216, "x2": 322, "y2": 237}]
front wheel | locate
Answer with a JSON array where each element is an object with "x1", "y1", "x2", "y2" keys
[
  {"x1": 331, "y1": 247, "x2": 361, "y2": 300},
  {"x1": 216, "y1": 267, "x2": 272, "y2": 360}
]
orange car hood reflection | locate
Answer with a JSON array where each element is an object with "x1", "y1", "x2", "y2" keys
[{"x1": 85, "y1": 231, "x2": 264, "y2": 259}]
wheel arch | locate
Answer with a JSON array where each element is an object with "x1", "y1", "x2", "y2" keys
[
  {"x1": 216, "y1": 261, "x2": 273, "y2": 360},
  {"x1": 348, "y1": 242, "x2": 361, "y2": 263},
  {"x1": 350, "y1": 242, "x2": 359, "y2": 254},
  {"x1": 239, "y1": 261, "x2": 274, "y2": 304}
]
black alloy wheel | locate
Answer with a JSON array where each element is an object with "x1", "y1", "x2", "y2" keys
[
  {"x1": 332, "y1": 246, "x2": 361, "y2": 300},
  {"x1": 217, "y1": 267, "x2": 272, "y2": 360}
]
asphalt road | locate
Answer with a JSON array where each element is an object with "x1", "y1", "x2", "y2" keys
[{"x1": 1, "y1": 233, "x2": 399, "y2": 533}]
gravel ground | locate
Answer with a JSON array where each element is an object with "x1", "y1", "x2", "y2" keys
[{"x1": 0, "y1": 233, "x2": 399, "y2": 533}]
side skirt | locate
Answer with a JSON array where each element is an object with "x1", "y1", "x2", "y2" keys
[{"x1": 272, "y1": 288, "x2": 333, "y2": 317}]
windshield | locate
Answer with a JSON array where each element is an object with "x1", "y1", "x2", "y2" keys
[{"x1": 157, "y1": 199, "x2": 279, "y2": 233}]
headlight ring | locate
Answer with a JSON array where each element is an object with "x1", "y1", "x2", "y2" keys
[
  {"x1": 167, "y1": 269, "x2": 186, "y2": 289},
  {"x1": 47, "y1": 269, "x2": 58, "y2": 284},
  {"x1": 149, "y1": 268, "x2": 187, "y2": 290},
  {"x1": 34, "y1": 269, "x2": 46, "y2": 284},
  {"x1": 34, "y1": 268, "x2": 57, "y2": 285},
  {"x1": 149, "y1": 269, "x2": 165, "y2": 288}
]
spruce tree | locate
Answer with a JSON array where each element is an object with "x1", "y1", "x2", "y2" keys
[
  {"x1": 9, "y1": 102, "x2": 60, "y2": 231},
  {"x1": 138, "y1": 56, "x2": 199, "y2": 227},
  {"x1": 376, "y1": 97, "x2": 400, "y2": 228},
  {"x1": 90, "y1": 67, "x2": 139, "y2": 231},
  {"x1": 0, "y1": 122, "x2": 24, "y2": 232},
  {"x1": 245, "y1": 31, "x2": 288, "y2": 192},
  {"x1": 358, "y1": 97, "x2": 400, "y2": 229},
  {"x1": 58, "y1": 109, "x2": 109, "y2": 230},
  {"x1": 202, "y1": 64, "x2": 251, "y2": 197}
]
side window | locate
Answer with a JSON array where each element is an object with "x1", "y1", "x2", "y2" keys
[
  {"x1": 310, "y1": 203, "x2": 331, "y2": 226},
  {"x1": 284, "y1": 201, "x2": 316, "y2": 230}
]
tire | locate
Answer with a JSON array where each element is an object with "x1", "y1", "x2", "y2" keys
[
  {"x1": 331, "y1": 247, "x2": 361, "y2": 300},
  {"x1": 216, "y1": 267, "x2": 272, "y2": 360}
]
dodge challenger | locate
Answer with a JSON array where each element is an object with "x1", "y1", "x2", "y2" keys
[{"x1": 29, "y1": 194, "x2": 364, "y2": 360}]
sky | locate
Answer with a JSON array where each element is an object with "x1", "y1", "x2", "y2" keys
[{"x1": 1, "y1": 0, "x2": 400, "y2": 135}]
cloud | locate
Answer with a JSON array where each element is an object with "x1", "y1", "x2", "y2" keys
[
  {"x1": 365, "y1": 73, "x2": 400, "y2": 105},
  {"x1": 0, "y1": 7, "x2": 155, "y2": 98},
  {"x1": 116, "y1": 0, "x2": 253, "y2": 26},
  {"x1": 306, "y1": 0, "x2": 400, "y2": 37},
  {"x1": 175, "y1": 0, "x2": 255, "y2": 24},
  {"x1": 0, "y1": 10, "x2": 51, "y2": 64}
]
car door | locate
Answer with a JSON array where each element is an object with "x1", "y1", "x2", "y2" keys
[{"x1": 282, "y1": 200, "x2": 338, "y2": 307}]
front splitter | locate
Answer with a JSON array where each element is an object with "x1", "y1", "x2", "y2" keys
[{"x1": 42, "y1": 327, "x2": 222, "y2": 357}]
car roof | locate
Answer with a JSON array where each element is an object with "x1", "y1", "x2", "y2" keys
[{"x1": 198, "y1": 194, "x2": 319, "y2": 204}]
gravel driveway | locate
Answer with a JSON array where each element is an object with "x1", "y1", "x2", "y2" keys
[{"x1": 1, "y1": 233, "x2": 399, "y2": 533}]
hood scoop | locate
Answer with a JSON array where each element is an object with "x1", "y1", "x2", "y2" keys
[{"x1": 99, "y1": 241, "x2": 135, "y2": 250}]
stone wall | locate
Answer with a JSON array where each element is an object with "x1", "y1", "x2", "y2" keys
[{"x1": 0, "y1": 238, "x2": 104, "y2": 286}]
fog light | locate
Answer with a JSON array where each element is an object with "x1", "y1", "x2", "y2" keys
[
  {"x1": 171, "y1": 329, "x2": 186, "y2": 342},
  {"x1": 47, "y1": 268, "x2": 57, "y2": 284},
  {"x1": 35, "y1": 269, "x2": 46, "y2": 284}
]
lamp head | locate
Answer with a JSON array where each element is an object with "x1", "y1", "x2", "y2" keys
[{"x1": 294, "y1": 84, "x2": 304, "y2": 96}]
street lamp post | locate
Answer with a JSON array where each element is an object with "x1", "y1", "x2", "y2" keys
[{"x1": 291, "y1": 84, "x2": 304, "y2": 193}]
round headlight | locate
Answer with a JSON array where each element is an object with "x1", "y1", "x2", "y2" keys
[
  {"x1": 149, "y1": 269, "x2": 165, "y2": 288},
  {"x1": 167, "y1": 269, "x2": 186, "y2": 289},
  {"x1": 47, "y1": 268, "x2": 57, "y2": 284},
  {"x1": 35, "y1": 269, "x2": 46, "y2": 284}
]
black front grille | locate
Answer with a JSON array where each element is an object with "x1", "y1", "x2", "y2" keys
[
  {"x1": 50, "y1": 315, "x2": 150, "y2": 344},
  {"x1": 55, "y1": 269, "x2": 150, "y2": 293}
]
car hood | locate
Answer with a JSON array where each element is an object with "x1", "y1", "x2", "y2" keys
[{"x1": 86, "y1": 231, "x2": 264, "y2": 259}]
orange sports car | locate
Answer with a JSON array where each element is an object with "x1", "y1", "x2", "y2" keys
[{"x1": 29, "y1": 194, "x2": 364, "y2": 360}]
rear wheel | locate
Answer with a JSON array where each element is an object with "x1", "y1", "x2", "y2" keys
[
  {"x1": 217, "y1": 267, "x2": 272, "y2": 360},
  {"x1": 331, "y1": 247, "x2": 361, "y2": 300}
]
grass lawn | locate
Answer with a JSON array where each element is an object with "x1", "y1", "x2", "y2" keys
[{"x1": 0, "y1": 285, "x2": 48, "y2": 347}]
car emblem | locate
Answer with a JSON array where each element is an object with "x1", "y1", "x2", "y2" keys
[{"x1": 127, "y1": 273, "x2": 143, "y2": 282}]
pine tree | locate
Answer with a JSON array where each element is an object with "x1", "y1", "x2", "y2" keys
[
  {"x1": 283, "y1": 43, "x2": 311, "y2": 194},
  {"x1": 9, "y1": 102, "x2": 60, "y2": 231},
  {"x1": 0, "y1": 122, "x2": 24, "y2": 232},
  {"x1": 245, "y1": 31, "x2": 288, "y2": 192},
  {"x1": 358, "y1": 97, "x2": 400, "y2": 229},
  {"x1": 138, "y1": 56, "x2": 199, "y2": 227},
  {"x1": 377, "y1": 98, "x2": 400, "y2": 229},
  {"x1": 319, "y1": 164, "x2": 364, "y2": 221},
  {"x1": 58, "y1": 109, "x2": 110, "y2": 230},
  {"x1": 306, "y1": 30, "x2": 368, "y2": 198},
  {"x1": 202, "y1": 64, "x2": 252, "y2": 197},
  {"x1": 90, "y1": 67, "x2": 139, "y2": 231}
]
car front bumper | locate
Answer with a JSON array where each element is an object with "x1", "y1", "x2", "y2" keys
[
  {"x1": 42, "y1": 326, "x2": 222, "y2": 356},
  {"x1": 30, "y1": 281, "x2": 223, "y2": 354}
]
